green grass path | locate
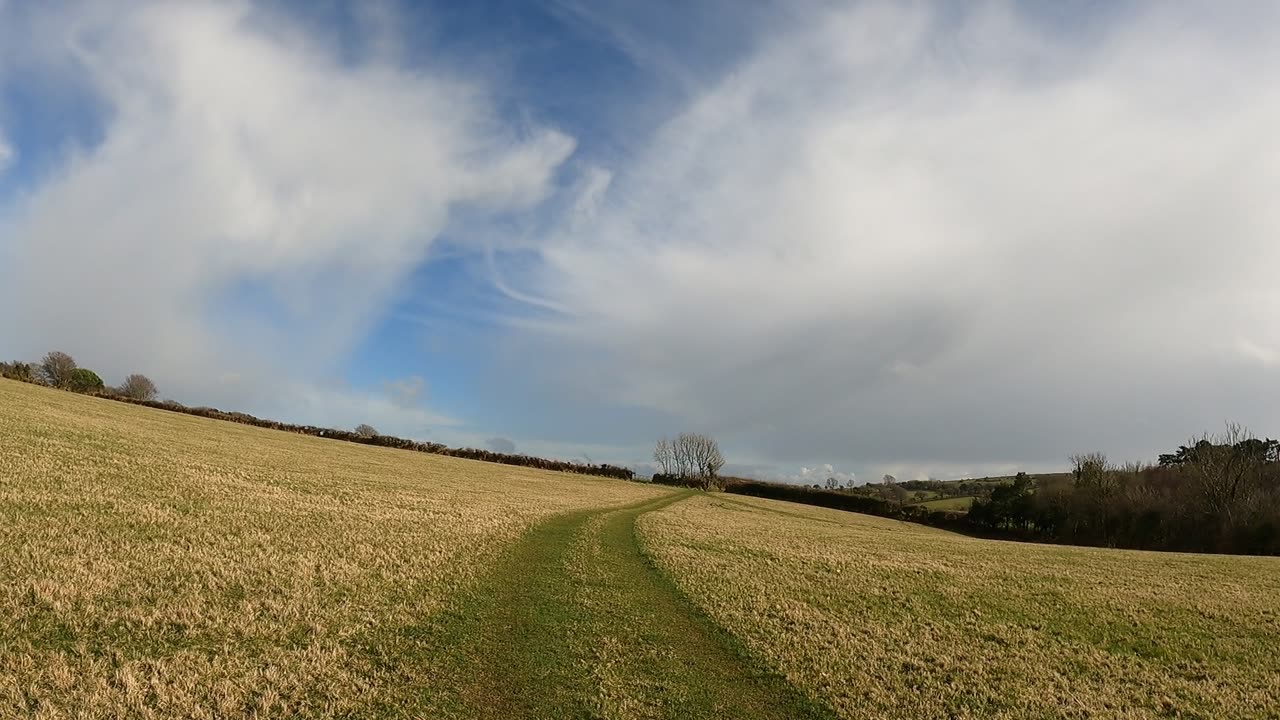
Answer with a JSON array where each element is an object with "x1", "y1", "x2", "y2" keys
[{"x1": 428, "y1": 492, "x2": 835, "y2": 719}]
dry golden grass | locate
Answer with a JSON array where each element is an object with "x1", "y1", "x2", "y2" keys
[
  {"x1": 639, "y1": 494, "x2": 1280, "y2": 719},
  {"x1": 0, "y1": 379, "x2": 667, "y2": 718},
  {"x1": 11, "y1": 374, "x2": 1280, "y2": 718}
]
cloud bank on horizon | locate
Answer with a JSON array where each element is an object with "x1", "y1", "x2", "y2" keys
[{"x1": 1, "y1": 1, "x2": 1278, "y2": 481}]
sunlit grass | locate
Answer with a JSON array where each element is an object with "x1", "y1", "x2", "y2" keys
[
  {"x1": 0, "y1": 379, "x2": 666, "y2": 717},
  {"x1": 911, "y1": 495, "x2": 975, "y2": 511},
  {"x1": 8, "y1": 375, "x2": 1277, "y2": 718},
  {"x1": 640, "y1": 494, "x2": 1280, "y2": 719}
]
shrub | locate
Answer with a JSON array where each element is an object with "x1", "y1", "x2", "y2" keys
[
  {"x1": 68, "y1": 368, "x2": 105, "y2": 394},
  {"x1": 0, "y1": 361, "x2": 36, "y2": 383}
]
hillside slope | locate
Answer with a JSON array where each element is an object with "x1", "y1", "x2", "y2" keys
[
  {"x1": 640, "y1": 495, "x2": 1280, "y2": 718},
  {"x1": 0, "y1": 379, "x2": 669, "y2": 716},
  {"x1": 4, "y1": 378, "x2": 1278, "y2": 718}
]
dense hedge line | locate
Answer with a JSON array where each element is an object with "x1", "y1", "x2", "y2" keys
[
  {"x1": 722, "y1": 478, "x2": 973, "y2": 534},
  {"x1": 92, "y1": 392, "x2": 635, "y2": 480},
  {"x1": 725, "y1": 451, "x2": 1280, "y2": 556}
]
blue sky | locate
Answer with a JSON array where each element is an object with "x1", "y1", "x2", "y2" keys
[{"x1": 1, "y1": 1, "x2": 1278, "y2": 482}]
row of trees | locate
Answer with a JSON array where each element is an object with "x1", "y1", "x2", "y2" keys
[
  {"x1": 716, "y1": 424, "x2": 1280, "y2": 556},
  {"x1": 652, "y1": 433, "x2": 725, "y2": 490},
  {"x1": 1, "y1": 351, "x2": 157, "y2": 400},
  {"x1": 966, "y1": 425, "x2": 1280, "y2": 555},
  {"x1": 724, "y1": 477, "x2": 914, "y2": 517},
  {"x1": 811, "y1": 474, "x2": 1000, "y2": 506}
]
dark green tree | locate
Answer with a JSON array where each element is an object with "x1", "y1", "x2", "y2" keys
[{"x1": 68, "y1": 368, "x2": 105, "y2": 394}]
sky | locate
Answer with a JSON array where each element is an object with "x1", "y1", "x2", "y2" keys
[{"x1": 1, "y1": 0, "x2": 1278, "y2": 483}]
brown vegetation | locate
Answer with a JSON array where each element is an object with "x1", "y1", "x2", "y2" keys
[
  {"x1": 38, "y1": 351, "x2": 77, "y2": 389},
  {"x1": 116, "y1": 373, "x2": 158, "y2": 401}
]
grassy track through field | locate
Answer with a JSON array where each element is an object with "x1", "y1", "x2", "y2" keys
[{"x1": 428, "y1": 492, "x2": 835, "y2": 719}]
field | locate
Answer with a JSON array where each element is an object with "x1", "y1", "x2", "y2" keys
[
  {"x1": 911, "y1": 495, "x2": 976, "y2": 511},
  {"x1": 0, "y1": 380, "x2": 669, "y2": 717},
  {"x1": 639, "y1": 495, "x2": 1280, "y2": 718},
  {"x1": 3, "y1": 378, "x2": 1279, "y2": 718}
]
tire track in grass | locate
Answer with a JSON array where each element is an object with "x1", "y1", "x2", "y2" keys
[{"x1": 433, "y1": 491, "x2": 836, "y2": 719}]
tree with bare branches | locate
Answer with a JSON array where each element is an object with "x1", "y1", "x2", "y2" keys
[
  {"x1": 1184, "y1": 423, "x2": 1268, "y2": 527},
  {"x1": 685, "y1": 432, "x2": 725, "y2": 483},
  {"x1": 354, "y1": 423, "x2": 380, "y2": 439},
  {"x1": 654, "y1": 432, "x2": 724, "y2": 489},
  {"x1": 117, "y1": 374, "x2": 158, "y2": 401},
  {"x1": 39, "y1": 351, "x2": 77, "y2": 388},
  {"x1": 653, "y1": 437, "x2": 674, "y2": 476}
]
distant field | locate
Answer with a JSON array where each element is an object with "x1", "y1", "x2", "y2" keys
[
  {"x1": 911, "y1": 495, "x2": 975, "y2": 511},
  {"x1": 4, "y1": 378, "x2": 1279, "y2": 718},
  {"x1": 640, "y1": 495, "x2": 1280, "y2": 719},
  {"x1": 965, "y1": 472, "x2": 1072, "y2": 484}
]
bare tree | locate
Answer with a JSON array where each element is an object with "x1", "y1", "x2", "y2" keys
[
  {"x1": 354, "y1": 423, "x2": 379, "y2": 438},
  {"x1": 653, "y1": 437, "x2": 674, "y2": 476},
  {"x1": 117, "y1": 374, "x2": 158, "y2": 401},
  {"x1": 1070, "y1": 452, "x2": 1117, "y2": 496},
  {"x1": 39, "y1": 351, "x2": 77, "y2": 388},
  {"x1": 675, "y1": 432, "x2": 697, "y2": 479},
  {"x1": 677, "y1": 432, "x2": 725, "y2": 489},
  {"x1": 656, "y1": 433, "x2": 725, "y2": 488},
  {"x1": 691, "y1": 433, "x2": 725, "y2": 481},
  {"x1": 1185, "y1": 423, "x2": 1266, "y2": 526}
]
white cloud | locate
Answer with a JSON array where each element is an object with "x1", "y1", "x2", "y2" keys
[
  {"x1": 0, "y1": 2, "x2": 573, "y2": 425},
  {"x1": 1237, "y1": 339, "x2": 1280, "y2": 369},
  {"x1": 514, "y1": 2, "x2": 1280, "y2": 472},
  {"x1": 261, "y1": 380, "x2": 460, "y2": 437},
  {"x1": 781, "y1": 464, "x2": 857, "y2": 487},
  {"x1": 0, "y1": 133, "x2": 11, "y2": 173},
  {"x1": 4, "y1": 1, "x2": 1279, "y2": 474},
  {"x1": 383, "y1": 375, "x2": 428, "y2": 409},
  {"x1": 485, "y1": 436, "x2": 517, "y2": 453}
]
